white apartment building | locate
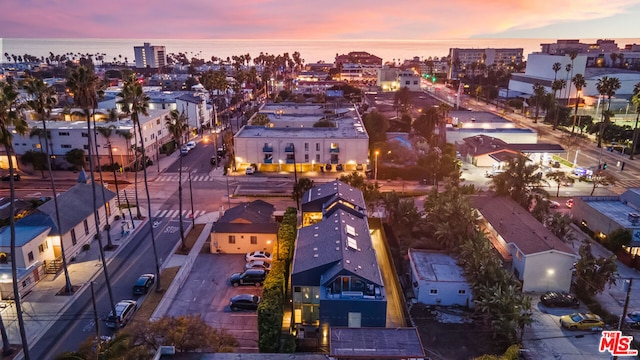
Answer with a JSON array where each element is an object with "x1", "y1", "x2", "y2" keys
[
  {"x1": 12, "y1": 108, "x2": 172, "y2": 170},
  {"x1": 508, "y1": 52, "x2": 640, "y2": 109},
  {"x1": 234, "y1": 104, "x2": 369, "y2": 173},
  {"x1": 134, "y1": 42, "x2": 167, "y2": 69}
]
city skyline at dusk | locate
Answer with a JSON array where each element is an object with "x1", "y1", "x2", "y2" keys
[{"x1": 1, "y1": 0, "x2": 639, "y2": 40}]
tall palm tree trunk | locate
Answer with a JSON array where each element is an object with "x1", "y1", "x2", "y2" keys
[
  {"x1": 5, "y1": 146, "x2": 30, "y2": 359},
  {"x1": 92, "y1": 118, "x2": 115, "y2": 249},
  {"x1": 571, "y1": 95, "x2": 580, "y2": 135},
  {"x1": 41, "y1": 118, "x2": 73, "y2": 293},
  {"x1": 0, "y1": 315, "x2": 12, "y2": 355},
  {"x1": 631, "y1": 112, "x2": 640, "y2": 160},
  {"x1": 136, "y1": 119, "x2": 162, "y2": 291},
  {"x1": 85, "y1": 111, "x2": 117, "y2": 320},
  {"x1": 133, "y1": 129, "x2": 142, "y2": 219}
]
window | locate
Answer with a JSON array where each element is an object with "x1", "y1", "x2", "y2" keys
[
  {"x1": 250, "y1": 236, "x2": 257, "y2": 245},
  {"x1": 304, "y1": 154, "x2": 309, "y2": 162},
  {"x1": 84, "y1": 219, "x2": 89, "y2": 235},
  {"x1": 71, "y1": 229, "x2": 77, "y2": 245},
  {"x1": 316, "y1": 154, "x2": 320, "y2": 162},
  {"x1": 229, "y1": 235, "x2": 236, "y2": 244},
  {"x1": 83, "y1": 145, "x2": 89, "y2": 150},
  {"x1": 61, "y1": 144, "x2": 72, "y2": 149},
  {"x1": 150, "y1": 133, "x2": 155, "y2": 140},
  {"x1": 304, "y1": 143, "x2": 309, "y2": 151},
  {"x1": 316, "y1": 143, "x2": 320, "y2": 151},
  {"x1": 28, "y1": 251, "x2": 34, "y2": 262},
  {"x1": 38, "y1": 244, "x2": 45, "y2": 253},
  {"x1": 458, "y1": 289, "x2": 467, "y2": 295},
  {"x1": 81, "y1": 132, "x2": 88, "y2": 137},
  {"x1": 59, "y1": 132, "x2": 70, "y2": 136},
  {"x1": 156, "y1": 118, "x2": 161, "y2": 125},
  {"x1": 157, "y1": 130, "x2": 162, "y2": 136},
  {"x1": 429, "y1": 289, "x2": 438, "y2": 295}
]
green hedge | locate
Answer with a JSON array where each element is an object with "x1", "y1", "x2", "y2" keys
[{"x1": 257, "y1": 207, "x2": 298, "y2": 353}]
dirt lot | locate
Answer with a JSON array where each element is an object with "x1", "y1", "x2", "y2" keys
[{"x1": 410, "y1": 302, "x2": 509, "y2": 359}]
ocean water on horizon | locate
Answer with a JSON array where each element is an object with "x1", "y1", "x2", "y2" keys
[{"x1": 2, "y1": 38, "x2": 640, "y2": 65}]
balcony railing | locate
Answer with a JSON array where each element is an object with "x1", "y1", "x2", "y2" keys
[
  {"x1": 263, "y1": 145, "x2": 273, "y2": 152},
  {"x1": 329, "y1": 147, "x2": 340, "y2": 153},
  {"x1": 264, "y1": 158, "x2": 273, "y2": 164},
  {"x1": 285, "y1": 145, "x2": 295, "y2": 152}
]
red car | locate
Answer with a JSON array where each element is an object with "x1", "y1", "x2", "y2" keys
[{"x1": 566, "y1": 199, "x2": 574, "y2": 209}]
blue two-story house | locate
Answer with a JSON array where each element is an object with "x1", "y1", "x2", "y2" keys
[{"x1": 292, "y1": 181, "x2": 386, "y2": 333}]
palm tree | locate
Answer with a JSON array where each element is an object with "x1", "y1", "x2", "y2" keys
[
  {"x1": 0, "y1": 83, "x2": 31, "y2": 359},
  {"x1": 67, "y1": 66, "x2": 118, "y2": 322},
  {"x1": 532, "y1": 83, "x2": 546, "y2": 123},
  {"x1": 165, "y1": 110, "x2": 189, "y2": 250},
  {"x1": 595, "y1": 76, "x2": 621, "y2": 148},
  {"x1": 552, "y1": 62, "x2": 561, "y2": 82},
  {"x1": 566, "y1": 50, "x2": 578, "y2": 99},
  {"x1": 571, "y1": 74, "x2": 587, "y2": 135},
  {"x1": 630, "y1": 82, "x2": 640, "y2": 160},
  {"x1": 118, "y1": 75, "x2": 163, "y2": 292},
  {"x1": 25, "y1": 77, "x2": 74, "y2": 294},
  {"x1": 551, "y1": 79, "x2": 566, "y2": 130},
  {"x1": 92, "y1": 122, "x2": 115, "y2": 250}
]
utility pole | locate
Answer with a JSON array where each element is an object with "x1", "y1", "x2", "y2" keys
[
  {"x1": 90, "y1": 281, "x2": 100, "y2": 358},
  {"x1": 189, "y1": 171, "x2": 195, "y2": 227},
  {"x1": 613, "y1": 277, "x2": 633, "y2": 360}
]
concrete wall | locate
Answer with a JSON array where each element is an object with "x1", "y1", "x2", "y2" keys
[
  {"x1": 519, "y1": 251, "x2": 576, "y2": 293},
  {"x1": 412, "y1": 278, "x2": 473, "y2": 308}
]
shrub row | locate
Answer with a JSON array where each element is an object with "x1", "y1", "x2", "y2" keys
[{"x1": 257, "y1": 207, "x2": 297, "y2": 353}]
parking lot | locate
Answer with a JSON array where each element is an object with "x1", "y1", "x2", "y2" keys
[{"x1": 165, "y1": 253, "x2": 261, "y2": 352}]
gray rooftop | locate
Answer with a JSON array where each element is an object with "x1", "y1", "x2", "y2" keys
[
  {"x1": 236, "y1": 103, "x2": 368, "y2": 139},
  {"x1": 472, "y1": 195, "x2": 575, "y2": 256},
  {"x1": 0, "y1": 225, "x2": 50, "y2": 247},
  {"x1": 293, "y1": 210, "x2": 382, "y2": 286},
  {"x1": 31, "y1": 182, "x2": 116, "y2": 235},
  {"x1": 301, "y1": 180, "x2": 367, "y2": 213},
  {"x1": 329, "y1": 327, "x2": 425, "y2": 358},
  {"x1": 408, "y1": 249, "x2": 467, "y2": 282}
]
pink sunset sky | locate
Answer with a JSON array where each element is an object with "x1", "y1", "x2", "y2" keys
[{"x1": 1, "y1": 0, "x2": 639, "y2": 39}]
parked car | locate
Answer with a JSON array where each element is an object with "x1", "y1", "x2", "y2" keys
[
  {"x1": 566, "y1": 199, "x2": 574, "y2": 208},
  {"x1": 132, "y1": 274, "x2": 155, "y2": 295},
  {"x1": 245, "y1": 167, "x2": 255, "y2": 175},
  {"x1": 105, "y1": 300, "x2": 137, "y2": 328},
  {"x1": 185, "y1": 141, "x2": 196, "y2": 150},
  {"x1": 539, "y1": 291, "x2": 579, "y2": 308},
  {"x1": 245, "y1": 251, "x2": 272, "y2": 263},
  {"x1": 229, "y1": 269, "x2": 267, "y2": 287},
  {"x1": 336, "y1": 164, "x2": 343, "y2": 171},
  {"x1": 625, "y1": 311, "x2": 640, "y2": 329},
  {"x1": 180, "y1": 146, "x2": 190, "y2": 156},
  {"x1": 559, "y1": 312, "x2": 604, "y2": 331},
  {"x1": 1, "y1": 173, "x2": 20, "y2": 181},
  {"x1": 245, "y1": 260, "x2": 272, "y2": 272},
  {"x1": 230, "y1": 294, "x2": 261, "y2": 311}
]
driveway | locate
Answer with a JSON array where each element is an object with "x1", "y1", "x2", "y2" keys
[
  {"x1": 165, "y1": 253, "x2": 261, "y2": 352},
  {"x1": 523, "y1": 294, "x2": 611, "y2": 359}
]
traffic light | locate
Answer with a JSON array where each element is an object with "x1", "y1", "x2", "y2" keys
[{"x1": 603, "y1": 162, "x2": 608, "y2": 170}]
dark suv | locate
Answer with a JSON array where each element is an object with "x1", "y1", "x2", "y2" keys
[
  {"x1": 230, "y1": 294, "x2": 261, "y2": 311},
  {"x1": 229, "y1": 269, "x2": 266, "y2": 287},
  {"x1": 539, "y1": 291, "x2": 580, "y2": 308},
  {"x1": 132, "y1": 274, "x2": 155, "y2": 295}
]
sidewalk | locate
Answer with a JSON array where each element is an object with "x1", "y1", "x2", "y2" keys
[{"x1": 0, "y1": 151, "x2": 181, "y2": 358}]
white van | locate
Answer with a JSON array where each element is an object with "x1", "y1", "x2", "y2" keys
[{"x1": 105, "y1": 300, "x2": 137, "y2": 328}]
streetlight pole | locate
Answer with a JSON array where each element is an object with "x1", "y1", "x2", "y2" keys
[
  {"x1": 189, "y1": 171, "x2": 195, "y2": 227},
  {"x1": 374, "y1": 150, "x2": 379, "y2": 182}
]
